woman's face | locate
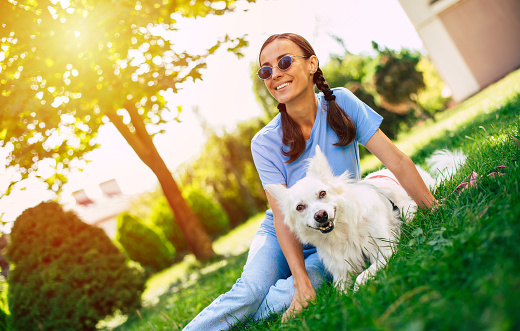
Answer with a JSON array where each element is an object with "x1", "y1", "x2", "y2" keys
[{"x1": 259, "y1": 38, "x2": 317, "y2": 105}]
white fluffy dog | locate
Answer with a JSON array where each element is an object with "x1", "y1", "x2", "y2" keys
[{"x1": 266, "y1": 146, "x2": 465, "y2": 292}]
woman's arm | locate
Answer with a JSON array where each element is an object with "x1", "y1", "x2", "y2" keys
[
  {"x1": 365, "y1": 129, "x2": 436, "y2": 209},
  {"x1": 266, "y1": 189, "x2": 315, "y2": 321}
]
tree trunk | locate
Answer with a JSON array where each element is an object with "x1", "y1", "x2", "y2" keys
[
  {"x1": 106, "y1": 104, "x2": 215, "y2": 261},
  {"x1": 149, "y1": 153, "x2": 215, "y2": 261}
]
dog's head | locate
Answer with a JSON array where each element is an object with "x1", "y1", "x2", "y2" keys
[{"x1": 266, "y1": 146, "x2": 349, "y2": 240}]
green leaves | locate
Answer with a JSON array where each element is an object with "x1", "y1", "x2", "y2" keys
[
  {"x1": 373, "y1": 45, "x2": 425, "y2": 105},
  {"x1": 1, "y1": 0, "x2": 253, "y2": 197}
]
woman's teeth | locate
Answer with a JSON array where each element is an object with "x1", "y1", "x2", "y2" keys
[{"x1": 276, "y1": 82, "x2": 291, "y2": 90}]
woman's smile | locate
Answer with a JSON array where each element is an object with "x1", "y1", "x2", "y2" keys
[{"x1": 275, "y1": 81, "x2": 292, "y2": 91}]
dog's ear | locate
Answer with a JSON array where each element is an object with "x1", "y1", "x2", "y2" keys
[
  {"x1": 265, "y1": 184, "x2": 288, "y2": 207},
  {"x1": 306, "y1": 145, "x2": 334, "y2": 180}
]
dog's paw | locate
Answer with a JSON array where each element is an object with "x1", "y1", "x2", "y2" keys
[{"x1": 354, "y1": 271, "x2": 371, "y2": 291}]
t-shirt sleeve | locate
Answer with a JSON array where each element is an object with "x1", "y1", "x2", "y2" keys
[
  {"x1": 251, "y1": 139, "x2": 286, "y2": 189},
  {"x1": 335, "y1": 87, "x2": 383, "y2": 146}
]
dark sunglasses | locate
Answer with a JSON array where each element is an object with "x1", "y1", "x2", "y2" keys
[{"x1": 257, "y1": 55, "x2": 308, "y2": 80}]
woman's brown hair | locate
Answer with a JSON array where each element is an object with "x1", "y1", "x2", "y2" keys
[{"x1": 259, "y1": 33, "x2": 357, "y2": 163}]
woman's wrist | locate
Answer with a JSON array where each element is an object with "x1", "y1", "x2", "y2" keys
[{"x1": 292, "y1": 271, "x2": 313, "y2": 290}]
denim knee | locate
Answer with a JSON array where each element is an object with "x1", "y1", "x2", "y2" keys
[{"x1": 232, "y1": 277, "x2": 270, "y2": 308}]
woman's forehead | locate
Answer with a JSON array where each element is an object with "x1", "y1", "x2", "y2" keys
[{"x1": 259, "y1": 39, "x2": 300, "y2": 65}]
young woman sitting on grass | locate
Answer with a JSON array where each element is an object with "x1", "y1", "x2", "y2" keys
[{"x1": 182, "y1": 32, "x2": 436, "y2": 330}]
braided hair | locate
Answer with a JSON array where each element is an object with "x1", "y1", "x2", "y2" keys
[{"x1": 260, "y1": 33, "x2": 356, "y2": 163}]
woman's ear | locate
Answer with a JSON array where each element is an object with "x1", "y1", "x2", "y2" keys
[{"x1": 309, "y1": 55, "x2": 318, "y2": 75}]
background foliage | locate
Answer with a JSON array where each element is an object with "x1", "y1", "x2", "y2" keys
[
  {"x1": 7, "y1": 202, "x2": 145, "y2": 330},
  {"x1": 117, "y1": 212, "x2": 174, "y2": 272},
  {"x1": 146, "y1": 185, "x2": 231, "y2": 253}
]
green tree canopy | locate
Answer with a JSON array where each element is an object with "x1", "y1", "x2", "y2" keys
[
  {"x1": 0, "y1": 0, "x2": 254, "y2": 260},
  {"x1": 372, "y1": 41, "x2": 425, "y2": 106}
]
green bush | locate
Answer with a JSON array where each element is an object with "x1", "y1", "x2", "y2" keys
[
  {"x1": 416, "y1": 57, "x2": 451, "y2": 116},
  {"x1": 7, "y1": 201, "x2": 145, "y2": 331},
  {"x1": 0, "y1": 279, "x2": 7, "y2": 331},
  {"x1": 148, "y1": 197, "x2": 189, "y2": 253},
  {"x1": 184, "y1": 186, "x2": 230, "y2": 235},
  {"x1": 149, "y1": 186, "x2": 230, "y2": 252},
  {"x1": 116, "y1": 213, "x2": 174, "y2": 272}
]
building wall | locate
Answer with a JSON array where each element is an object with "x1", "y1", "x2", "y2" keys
[
  {"x1": 398, "y1": 0, "x2": 520, "y2": 101},
  {"x1": 418, "y1": 18, "x2": 479, "y2": 101},
  {"x1": 439, "y1": 0, "x2": 520, "y2": 88}
]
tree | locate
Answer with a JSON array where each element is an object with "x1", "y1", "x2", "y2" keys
[
  {"x1": 372, "y1": 41, "x2": 425, "y2": 111},
  {"x1": 322, "y1": 54, "x2": 415, "y2": 141},
  {"x1": 0, "y1": 0, "x2": 254, "y2": 261}
]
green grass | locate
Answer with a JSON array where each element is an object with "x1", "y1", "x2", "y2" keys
[{"x1": 103, "y1": 69, "x2": 520, "y2": 331}]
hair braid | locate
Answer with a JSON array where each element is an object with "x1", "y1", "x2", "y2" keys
[
  {"x1": 313, "y1": 68, "x2": 356, "y2": 147},
  {"x1": 278, "y1": 104, "x2": 306, "y2": 162}
]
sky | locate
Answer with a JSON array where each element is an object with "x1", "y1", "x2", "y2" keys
[{"x1": 0, "y1": 0, "x2": 424, "y2": 228}]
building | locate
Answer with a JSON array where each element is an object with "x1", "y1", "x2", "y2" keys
[
  {"x1": 398, "y1": 0, "x2": 520, "y2": 101},
  {"x1": 69, "y1": 179, "x2": 135, "y2": 239}
]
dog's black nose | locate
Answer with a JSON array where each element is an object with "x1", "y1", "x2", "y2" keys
[{"x1": 314, "y1": 210, "x2": 328, "y2": 223}]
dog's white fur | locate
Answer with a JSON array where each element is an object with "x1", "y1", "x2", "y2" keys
[{"x1": 266, "y1": 146, "x2": 465, "y2": 292}]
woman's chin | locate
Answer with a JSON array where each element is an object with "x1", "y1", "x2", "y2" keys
[{"x1": 275, "y1": 93, "x2": 292, "y2": 104}]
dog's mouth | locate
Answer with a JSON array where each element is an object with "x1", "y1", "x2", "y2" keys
[
  {"x1": 318, "y1": 220, "x2": 334, "y2": 233},
  {"x1": 307, "y1": 219, "x2": 335, "y2": 233}
]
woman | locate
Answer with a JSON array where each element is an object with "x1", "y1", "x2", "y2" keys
[{"x1": 183, "y1": 33, "x2": 435, "y2": 330}]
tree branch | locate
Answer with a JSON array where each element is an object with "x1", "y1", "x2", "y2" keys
[
  {"x1": 124, "y1": 100, "x2": 156, "y2": 149},
  {"x1": 105, "y1": 110, "x2": 152, "y2": 166}
]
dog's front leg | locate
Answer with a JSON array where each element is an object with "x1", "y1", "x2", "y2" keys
[{"x1": 353, "y1": 256, "x2": 388, "y2": 291}]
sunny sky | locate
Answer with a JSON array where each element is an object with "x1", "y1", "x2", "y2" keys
[{"x1": 0, "y1": 0, "x2": 424, "y2": 228}]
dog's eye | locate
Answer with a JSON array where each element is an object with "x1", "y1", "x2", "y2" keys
[
  {"x1": 318, "y1": 190, "x2": 326, "y2": 199},
  {"x1": 296, "y1": 204, "x2": 306, "y2": 212}
]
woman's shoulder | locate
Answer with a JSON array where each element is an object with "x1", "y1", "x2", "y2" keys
[
  {"x1": 317, "y1": 87, "x2": 357, "y2": 106},
  {"x1": 251, "y1": 113, "x2": 282, "y2": 147},
  {"x1": 332, "y1": 86, "x2": 358, "y2": 102}
]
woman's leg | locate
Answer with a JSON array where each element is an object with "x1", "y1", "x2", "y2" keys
[
  {"x1": 182, "y1": 216, "x2": 291, "y2": 330},
  {"x1": 252, "y1": 244, "x2": 331, "y2": 320}
]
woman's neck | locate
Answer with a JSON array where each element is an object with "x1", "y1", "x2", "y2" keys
[{"x1": 285, "y1": 90, "x2": 318, "y2": 140}]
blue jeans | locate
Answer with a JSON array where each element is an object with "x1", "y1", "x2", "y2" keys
[{"x1": 182, "y1": 213, "x2": 330, "y2": 330}]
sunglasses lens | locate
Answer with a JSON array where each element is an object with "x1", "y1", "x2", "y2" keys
[
  {"x1": 257, "y1": 67, "x2": 272, "y2": 80},
  {"x1": 257, "y1": 56, "x2": 297, "y2": 79},
  {"x1": 278, "y1": 56, "x2": 293, "y2": 70}
]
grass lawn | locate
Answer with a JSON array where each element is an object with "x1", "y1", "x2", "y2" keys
[{"x1": 102, "y1": 69, "x2": 520, "y2": 331}]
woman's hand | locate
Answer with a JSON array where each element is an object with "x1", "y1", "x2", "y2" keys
[{"x1": 282, "y1": 276, "x2": 316, "y2": 322}]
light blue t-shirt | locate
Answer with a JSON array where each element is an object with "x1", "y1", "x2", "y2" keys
[{"x1": 251, "y1": 87, "x2": 383, "y2": 197}]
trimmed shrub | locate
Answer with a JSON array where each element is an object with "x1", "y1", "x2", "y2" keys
[
  {"x1": 184, "y1": 186, "x2": 229, "y2": 235},
  {"x1": 7, "y1": 202, "x2": 145, "y2": 331},
  {"x1": 149, "y1": 197, "x2": 189, "y2": 252},
  {"x1": 116, "y1": 213, "x2": 174, "y2": 272},
  {"x1": 149, "y1": 186, "x2": 230, "y2": 252}
]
